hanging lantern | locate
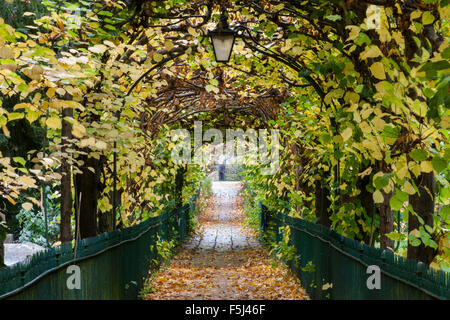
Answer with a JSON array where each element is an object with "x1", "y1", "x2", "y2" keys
[{"x1": 208, "y1": 9, "x2": 236, "y2": 63}]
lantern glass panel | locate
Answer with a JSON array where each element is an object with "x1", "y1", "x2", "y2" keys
[{"x1": 211, "y1": 34, "x2": 235, "y2": 62}]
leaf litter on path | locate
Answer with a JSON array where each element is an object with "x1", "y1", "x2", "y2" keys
[{"x1": 144, "y1": 181, "x2": 309, "y2": 300}]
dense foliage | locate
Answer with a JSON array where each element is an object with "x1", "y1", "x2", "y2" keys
[{"x1": 0, "y1": 0, "x2": 448, "y2": 271}]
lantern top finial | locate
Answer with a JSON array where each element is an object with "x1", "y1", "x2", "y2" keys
[{"x1": 208, "y1": 8, "x2": 235, "y2": 36}]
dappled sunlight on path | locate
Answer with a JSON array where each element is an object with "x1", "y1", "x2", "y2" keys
[{"x1": 144, "y1": 181, "x2": 309, "y2": 300}]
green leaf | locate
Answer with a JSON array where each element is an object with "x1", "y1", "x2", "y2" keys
[
  {"x1": 409, "y1": 149, "x2": 428, "y2": 162},
  {"x1": 385, "y1": 232, "x2": 406, "y2": 241},
  {"x1": 0, "y1": 24, "x2": 15, "y2": 42},
  {"x1": 319, "y1": 133, "x2": 331, "y2": 144},
  {"x1": 374, "y1": 175, "x2": 389, "y2": 190},
  {"x1": 419, "y1": 60, "x2": 450, "y2": 72},
  {"x1": 98, "y1": 10, "x2": 113, "y2": 17},
  {"x1": 390, "y1": 197, "x2": 403, "y2": 211},
  {"x1": 444, "y1": 148, "x2": 450, "y2": 161},
  {"x1": 390, "y1": 190, "x2": 408, "y2": 210},
  {"x1": 440, "y1": 205, "x2": 450, "y2": 221},
  {"x1": 381, "y1": 124, "x2": 400, "y2": 139},
  {"x1": 8, "y1": 112, "x2": 24, "y2": 121},
  {"x1": 13, "y1": 157, "x2": 26, "y2": 166},
  {"x1": 354, "y1": 32, "x2": 371, "y2": 46},
  {"x1": 428, "y1": 239, "x2": 438, "y2": 249},
  {"x1": 26, "y1": 111, "x2": 39, "y2": 124},
  {"x1": 431, "y1": 156, "x2": 447, "y2": 173},
  {"x1": 409, "y1": 235, "x2": 421, "y2": 247},
  {"x1": 422, "y1": 11, "x2": 435, "y2": 25},
  {"x1": 442, "y1": 46, "x2": 450, "y2": 60},
  {"x1": 326, "y1": 15, "x2": 342, "y2": 21}
]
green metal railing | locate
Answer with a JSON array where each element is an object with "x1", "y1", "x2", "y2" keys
[
  {"x1": 260, "y1": 204, "x2": 450, "y2": 300},
  {"x1": 0, "y1": 196, "x2": 196, "y2": 300}
]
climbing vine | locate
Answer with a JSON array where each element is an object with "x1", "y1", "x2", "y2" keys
[{"x1": 0, "y1": 0, "x2": 448, "y2": 271}]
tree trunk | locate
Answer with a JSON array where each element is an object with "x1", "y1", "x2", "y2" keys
[
  {"x1": 74, "y1": 154, "x2": 101, "y2": 239},
  {"x1": 60, "y1": 107, "x2": 73, "y2": 243},
  {"x1": 295, "y1": 162, "x2": 313, "y2": 216},
  {"x1": 98, "y1": 190, "x2": 115, "y2": 233},
  {"x1": 0, "y1": 237, "x2": 4, "y2": 267},
  {"x1": 295, "y1": 164, "x2": 301, "y2": 215},
  {"x1": 0, "y1": 213, "x2": 5, "y2": 267},
  {"x1": 315, "y1": 179, "x2": 331, "y2": 228},
  {"x1": 174, "y1": 166, "x2": 186, "y2": 208},
  {"x1": 408, "y1": 172, "x2": 437, "y2": 264},
  {"x1": 356, "y1": 174, "x2": 375, "y2": 245},
  {"x1": 379, "y1": 189, "x2": 394, "y2": 251}
]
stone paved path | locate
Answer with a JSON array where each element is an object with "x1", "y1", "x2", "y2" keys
[
  {"x1": 184, "y1": 181, "x2": 260, "y2": 251},
  {"x1": 144, "y1": 181, "x2": 308, "y2": 300}
]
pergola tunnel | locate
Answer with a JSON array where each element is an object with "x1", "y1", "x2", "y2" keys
[{"x1": 0, "y1": 0, "x2": 449, "y2": 301}]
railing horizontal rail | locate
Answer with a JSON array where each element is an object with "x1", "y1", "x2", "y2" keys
[
  {"x1": 260, "y1": 204, "x2": 450, "y2": 300},
  {"x1": 0, "y1": 192, "x2": 198, "y2": 300}
]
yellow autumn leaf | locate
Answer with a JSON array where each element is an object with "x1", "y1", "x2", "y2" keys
[
  {"x1": 18, "y1": 175, "x2": 37, "y2": 188},
  {"x1": 22, "y1": 202, "x2": 33, "y2": 211},
  {"x1": 420, "y1": 161, "x2": 433, "y2": 173},
  {"x1": 341, "y1": 127, "x2": 353, "y2": 141},
  {"x1": 346, "y1": 25, "x2": 360, "y2": 41},
  {"x1": 153, "y1": 52, "x2": 163, "y2": 62},
  {"x1": 292, "y1": 46, "x2": 302, "y2": 55},
  {"x1": 360, "y1": 45, "x2": 383, "y2": 60},
  {"x1": 13, "y1": 103, "x2": 32, "y2": 111},
  {"x1": 188, "y1": 27, "x2": 197, "y2": 37},
  {"x1": 165, "y1": 40, "x2": 174, "y2": 51},
  {"x1": 95, "y1": 140, "x2": 107, "y2": 150},
  {"x1": 322, "y1": 283, "x2": 333, "y2": 290},
  {"x1": 442, "y1": 115, "x2": 450, "y2": 129},
  {"x1": 88, "y1": 44, "x2": 108, "y2": 54},
  {"x1": 72, "y1": 122, "x2": 86, "y2": 138},
  {"x1": 370, "y1": 62, "x2": 386, "y2": 80},
  {"x1": 23, "y1": 65, "x2": 43, "y2": 81},
  {"x1": 409, "y1": 229, "x2": 420, "y2": 238},
  {"x1": 80, "y1": 137, "x2": 96, "y2": 148},
  {"x1": 2, "y1": 125, "x2": 10, "y2": 137},
  {"x1": 0, "y1": 46, "x2": 14, "y2": 59},
  {"x1": 344, "y1": 92, "x2": 360, "y2": 104},
  {"x1": 373, "y1": 190, "x2": 384, "y2": 204},
  {"x1": 403, "y1": 181, "x2": 416, "y2": 195},
  {"x1": 410, "y1": 10, "x2": 422, "y2": 21},
  {"x1": 46, "y1": 88, "x2": 56, "y2": 99},
  {"x1": 359, "y1": 121, "x2": 371, "y2": 134},
  {"x1": 56, "y1": 87, "x2": 66, "y2": 96},
  {"x1": 5, "y1": 195, "x2": 16, "y2": 205},
  {"x1": 372, "y1": 117, "x2": 386, "y2": 131},
  {"x1": 46, "y1": 117, "x2": 62, "y2": 129},
  {"x1": 103, "y1": 40, "x2": 116, "y2": 47}
]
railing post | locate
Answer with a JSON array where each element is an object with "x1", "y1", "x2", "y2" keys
[
  {"x1": 112, "y1": 141, "x2": 117, "y2": 230},
  {"x1": 416, "y1": 261, "x2": 425, "y2": 288},
  {"x1": 55, "y1": 252, "x2": 60, "y2": 266},
  {"x1": 258, "y1": 201, "x2": 266, "y2": 242},
  {"x1": 358, "y1": 243, "x2": 365, "y2": 264}
]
